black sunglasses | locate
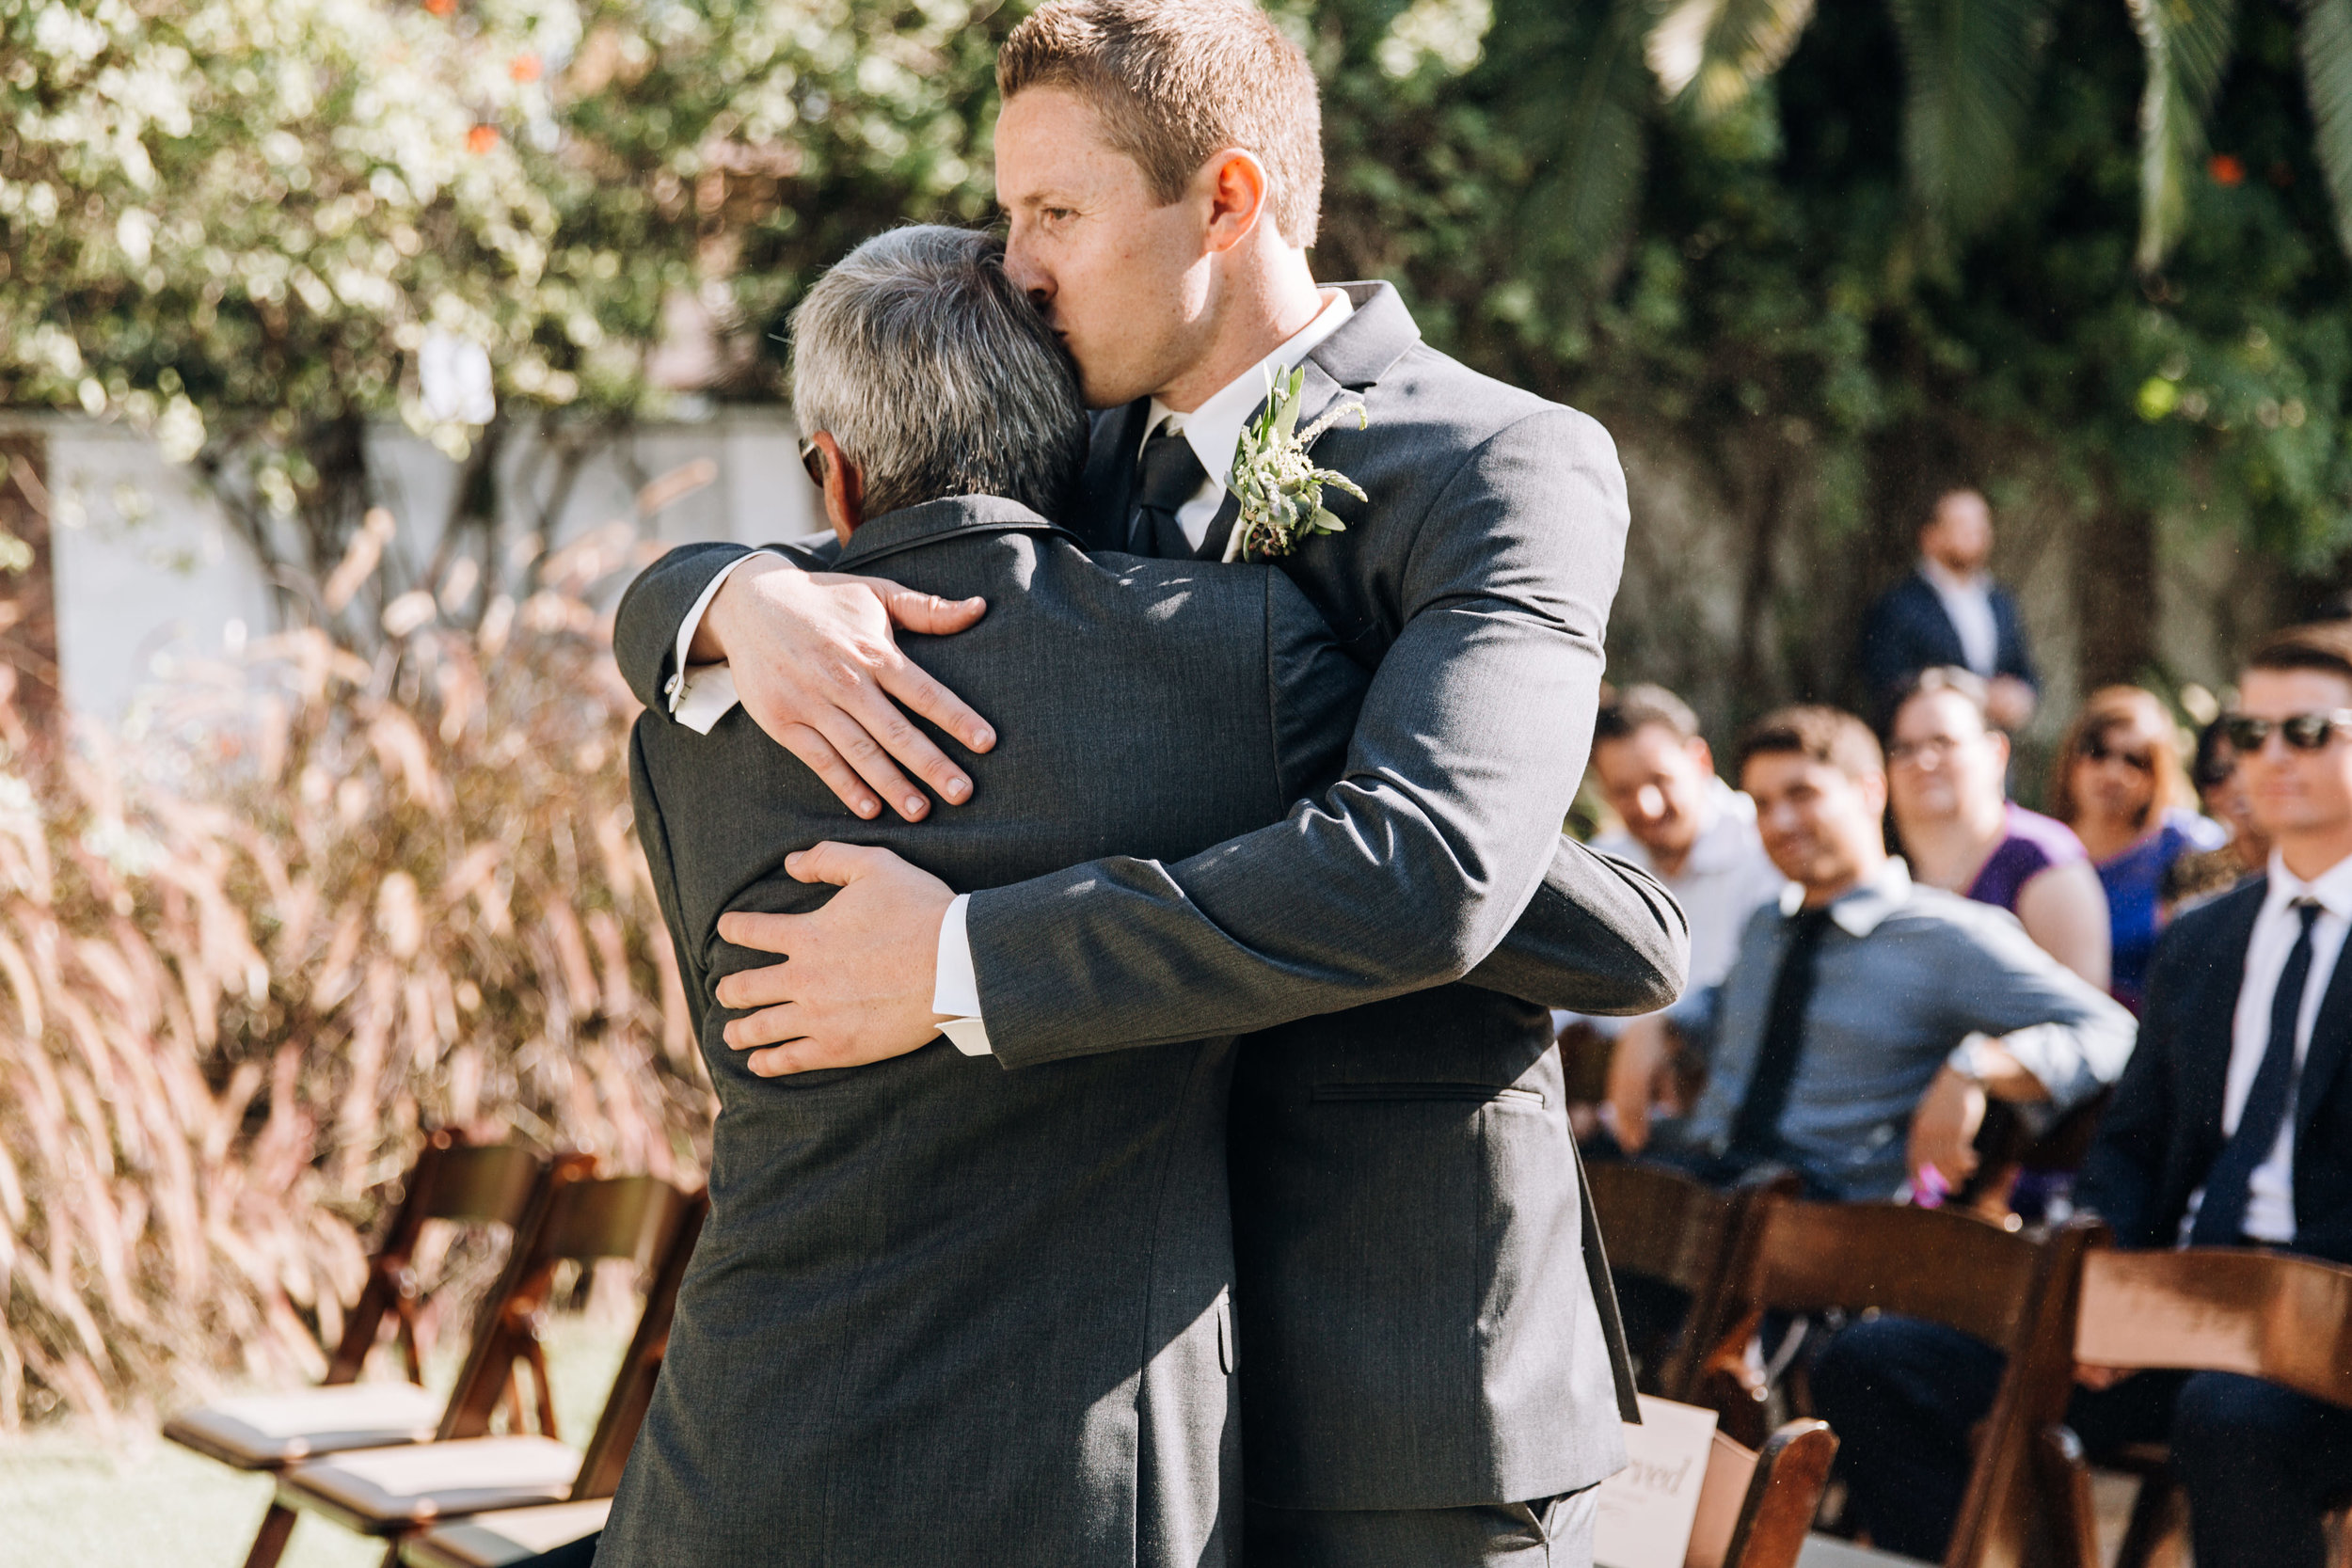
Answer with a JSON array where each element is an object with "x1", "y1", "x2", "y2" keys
[
  {"x1": 799, "y1": 437, "x2": 826, "y2": 487},
  {"x1": 2080, "y1": 736, "x2": 2155, "y2": 772},
  {"x1": 2221, "y1": 709, "x2": 2352, "y2": 753}
]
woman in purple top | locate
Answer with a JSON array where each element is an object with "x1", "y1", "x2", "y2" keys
[{"x1": 1886, "y1": 670, "x2": 2111, "y2": 989}]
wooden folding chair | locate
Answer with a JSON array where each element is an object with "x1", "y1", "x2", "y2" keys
[
  {"x1": 395, "y1": 1185, "x2": 707, "y2": 1568},
  {"x1": 1587, "y1": 1162, "x2": 1793, "y2": 1403},
  {"x1": 2040, "y1": 1246, "x2": 2352, "y2": 1568},
  {"x1": 1686, "y1": 1418, "x2": 1840, "y2": 1568},
  {"x1": 273, "y1": 1170, "x2": 705, "y2": 1567},
  {"x1": 1700, "y1": 1199, "x2": 2102, "y2": 1568},
  {"x1": 165, "y1": 1132, "x2": 559, "y2": 1568}
]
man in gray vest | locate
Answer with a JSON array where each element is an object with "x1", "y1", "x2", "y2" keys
[
  {"x1": 612, "y1": 5, "x2": 1675, "y2": 1560},
  {"x1": 600, "y1": 226, "x2": 1670, "y2": 1567}
]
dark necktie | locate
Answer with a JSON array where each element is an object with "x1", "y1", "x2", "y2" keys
[
  {"x1": 1130, "y1": 425, "x2": 1207, "y2": 560},
  {"x1": 1729, "y1": 906, "x2": 1836, "y2": 1160},
  {"x1": 2192, "y1": 899, "x2": 2323, "y2": 1244}
]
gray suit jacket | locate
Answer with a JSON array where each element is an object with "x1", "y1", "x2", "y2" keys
[
  {"x1": 600, "y1": 497, "x2": 1366, "y2": 1568},
  {"x1": 1028, "y1": 283, "x2": 1637, "y2": 1510},
  {"x1": 609, "y1": 286, "x2": 1675, "y2": 1514}
]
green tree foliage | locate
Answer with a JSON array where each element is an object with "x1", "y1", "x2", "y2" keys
[{"x1": 5, "y1": 0, "x2": 2352, "y2": 702}]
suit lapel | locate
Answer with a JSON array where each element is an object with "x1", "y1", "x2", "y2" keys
[
  {"x1": 2184, "y1": 882, "x2": 2268, "y2": 1160},
  {"x1": 2297, "y1": 913, "x2": 2352, "y2": 1138},
  {"x1": 1073, "y1": 399, "x2": 1151, "y2": 551}
]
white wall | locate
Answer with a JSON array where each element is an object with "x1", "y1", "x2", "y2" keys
[{"x1": 31, "y1": 410, "x2": 814, "y2": 720}]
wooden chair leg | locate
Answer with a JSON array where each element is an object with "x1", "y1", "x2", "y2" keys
[
  {"x1": 242, "y1": 1502, "x2": 299, "y2": 1568},
  {"x1": 2037, "y1": 1426, "x2": 2103, "y2": 1568},
  {"x1": 2115, "y1": 1475, "x2": 2190, "y2": 1568}
]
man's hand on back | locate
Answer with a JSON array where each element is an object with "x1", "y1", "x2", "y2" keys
[
  {"x1": 699, "y1": 557, "x2": 996, "y2": 822},
  {"x1": 714, "y1": 843, "x2": 955, "y2": 1076}
]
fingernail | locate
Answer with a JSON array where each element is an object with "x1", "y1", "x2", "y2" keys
[
  {"x1": 944, "y1": 777, "x2": 968, "y2": 801},
  {"x1": 856, "y1": 799, "x2": 877, "y2": 817},
  {"x1": 785, "y1": 851, "x2": 802, "y2": 870},
  {"x1": 972, "y1": 728, "x2": 994, "y2": 749},
  {"x1": 905, "y1": 795, "x2": 927, "y2": 816}
]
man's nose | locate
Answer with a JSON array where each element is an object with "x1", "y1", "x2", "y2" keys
[{"x1": 1003, "y1": 234, "x2": 1052, "y2": 304}]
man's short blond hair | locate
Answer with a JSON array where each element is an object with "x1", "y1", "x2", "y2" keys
[{"x1": 998, "y1": 0, "x2": 1324, "y2": 246}]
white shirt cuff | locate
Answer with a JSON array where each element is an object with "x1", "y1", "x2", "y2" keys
[
  {"x1": 661, "y1": 550, "x2": 777, "y2": 730},
  {"x1": 932, "y1": 893, "x2": 991, "y2": 1055}
]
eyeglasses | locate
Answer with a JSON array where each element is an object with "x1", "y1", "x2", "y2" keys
[
  {"x1": 1886, "y1": 735, "x2": 1969, "y2": 767},
  {"x1": 2079, "y1": 736, "x2": 2154, "y2": 772},
  {"x1": 2220, "y1": 710, "x2": 2352, "y2": 753},
  {"x1": 799, "y1": 437, "x2": 826, "y2": 487}
]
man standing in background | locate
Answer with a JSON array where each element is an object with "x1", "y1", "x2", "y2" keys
[{"x1": 1859, "y1": 488, "x2": 2038, "y2": 730}]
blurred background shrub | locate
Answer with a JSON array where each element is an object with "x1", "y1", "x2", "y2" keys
[{"x1": 0, "y1": 518, "x2": 705, "y2": 1428}]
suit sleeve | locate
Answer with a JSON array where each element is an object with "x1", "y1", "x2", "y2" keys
[
  {"x1": 1856, "y1": 588, "x2": 1910, "y2": 708},
  {"x1": 1462, "y1": 841, "x2": 1688, "y2": 1015},
  {"x1": 1994, "y1": 588, "x2": 2040, "y2": 690},
  {"x1": 967, "y1": 404, "x2": 1631, "y2": 1068},
  {"x1": 628, "y1": 720, "x2": 709, "y2": 1041},
  {"x1": 612, "y1": 541, "x2": 757, "y2": 714},
  {"x1": 2075, "y1": 922, "x2": 2190, "y2": 1247}
]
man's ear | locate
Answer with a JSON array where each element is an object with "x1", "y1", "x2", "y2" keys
[
  {"x1": 1201, "y1": 148, "x2": 1272, "y2": 255},
  {"x1": 813, "y1": 431, "x2": 865, "y2": 544}
]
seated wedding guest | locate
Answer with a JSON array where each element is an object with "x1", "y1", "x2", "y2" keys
[
  {"x1": 2052, "y1": 687, "x2": 2227, "y2": 1011},
  {"x1": 2166, "y1": 716, "x2": 2272, "y2": 911},
  {"x1": 1858, "y1": 487, "x2": 2039, "y2": 729},
  {"x1": 1581, "y1": 684, "x2": 1786, "y2": 1006},
  {"x1": 1814, "y1": 621, "x2": 2352, "y2": 1568},
  {"x1": 1608, "y1": 705, "x2": 2133, "y2": 1201},
  {"x1": 1887, "y1": 667, "x2": 2109, "y2": 988}
]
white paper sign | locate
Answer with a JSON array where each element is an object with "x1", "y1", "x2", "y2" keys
[{"x1": 1594, "y1": 1394, "x2": 1722, "y2": 1568}]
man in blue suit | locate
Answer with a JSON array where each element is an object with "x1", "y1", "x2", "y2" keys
[{"x1": 1857, "y1": 488, "x2": 2037, "y2": 729}]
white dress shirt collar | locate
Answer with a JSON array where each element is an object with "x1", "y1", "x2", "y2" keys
[
  {"x1": 1141, "y1": 289, "x2": 1356, "y2": 488},
  {"x1": 2263, "y1": 847, "x2": 2352, "y2": 926},
  {"x1": 1779, "y1": 856, "x2": 1914, "y2": 939}
]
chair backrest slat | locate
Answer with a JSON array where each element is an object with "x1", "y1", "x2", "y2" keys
[
  {"x1": 421, "y1": 1144, "x2": 548, "y2": 1227},
  {"x1": 1749, "y1": 1201, "x2": 2040, "y2": 1349},
  {"x1": 2074, "y1": 1247, "x2": 2352, "y2": 1412},
  {"x1": 1589, "y1": 1163, "x2": 1738, "y2": 1292},
  {"x1": 325, "y1": 1132, "x2": 552, "y2": 1386}
]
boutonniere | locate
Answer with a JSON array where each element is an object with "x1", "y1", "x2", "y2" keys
[{"x1": 1223, "y1": 364, "x2": 1368, "y2": 562}]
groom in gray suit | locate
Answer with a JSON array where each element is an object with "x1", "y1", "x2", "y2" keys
[{"x1": 614, "y1": 3, "x2": 1672, "y2": 1561}]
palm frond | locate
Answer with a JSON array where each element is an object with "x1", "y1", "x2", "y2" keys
[
  {"x1": 2298, "y1": 0, "x2": 2352, "y2": 260},
  {"x1": 1530, "y1": 0, "x2": 1655, "y2": 272},
  {"x1": 1884, "y1": 0, "x2": 2054, "y2": 241},
  {"x1": 1646, "y1": 0, "x2": 1819, "y2": 119},
  {"x1": 2129, "y1": 0, "x2": 2240, "y2": 271}
]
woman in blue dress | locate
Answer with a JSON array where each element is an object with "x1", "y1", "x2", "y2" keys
[{"x1": 2050, "y1": 686, "x2": 2225, "y2": 1012}]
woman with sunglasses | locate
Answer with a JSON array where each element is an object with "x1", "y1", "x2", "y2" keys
[{"x1": 2050, "y1": 686, "x2": 2227, "y2": 1010}]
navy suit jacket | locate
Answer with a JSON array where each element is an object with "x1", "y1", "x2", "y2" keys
[
  {"x1": 1857, "y1": 571, "x2": 2036, "y2": 717},
  {"x1": 2076, "y1": 879, "x2": 2352, "y2": 1264}
]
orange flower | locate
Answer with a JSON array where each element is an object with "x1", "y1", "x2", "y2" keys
[
  {"x1": 423, "y1": 0, "x2": 453, "y2": 15},
  {"x1": 2208, "y1": 153, "x2": 2245, "y2": 187},
  {"x1": 509, "y1": 53, "x2": 542, "y2": 83},
  {"x1": 467, "y1": 123, "x2": 499, "y2": 154}
]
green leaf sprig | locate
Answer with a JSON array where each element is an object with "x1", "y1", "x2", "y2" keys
[{"x1": 1223, "y1": 365, "x2": 1369, "y2": 562}]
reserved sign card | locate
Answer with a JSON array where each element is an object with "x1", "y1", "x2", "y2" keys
[{"x1": 1594, "y1": 1395, "x2": 1722, "y2": 1568}]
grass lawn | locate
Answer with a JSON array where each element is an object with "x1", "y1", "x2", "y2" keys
[{"x1": 0, "y1": 1316, "x2": 627, "y2": 1568}]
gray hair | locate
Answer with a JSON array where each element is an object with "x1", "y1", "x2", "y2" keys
[{"x1": 788, "y1": 226, "x2": 1088, "y2": 520}]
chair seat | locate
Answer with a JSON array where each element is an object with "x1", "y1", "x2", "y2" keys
[
  {"x1": 400, "y1": 1500, "x2": 612, "y2": 1567},
  {"x1": 164, "y1": 1383, "x2": 444, "y2": 1468},
  {"x1": 279, "y1": 1435, "x2": 582, "y2": 1534}
]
